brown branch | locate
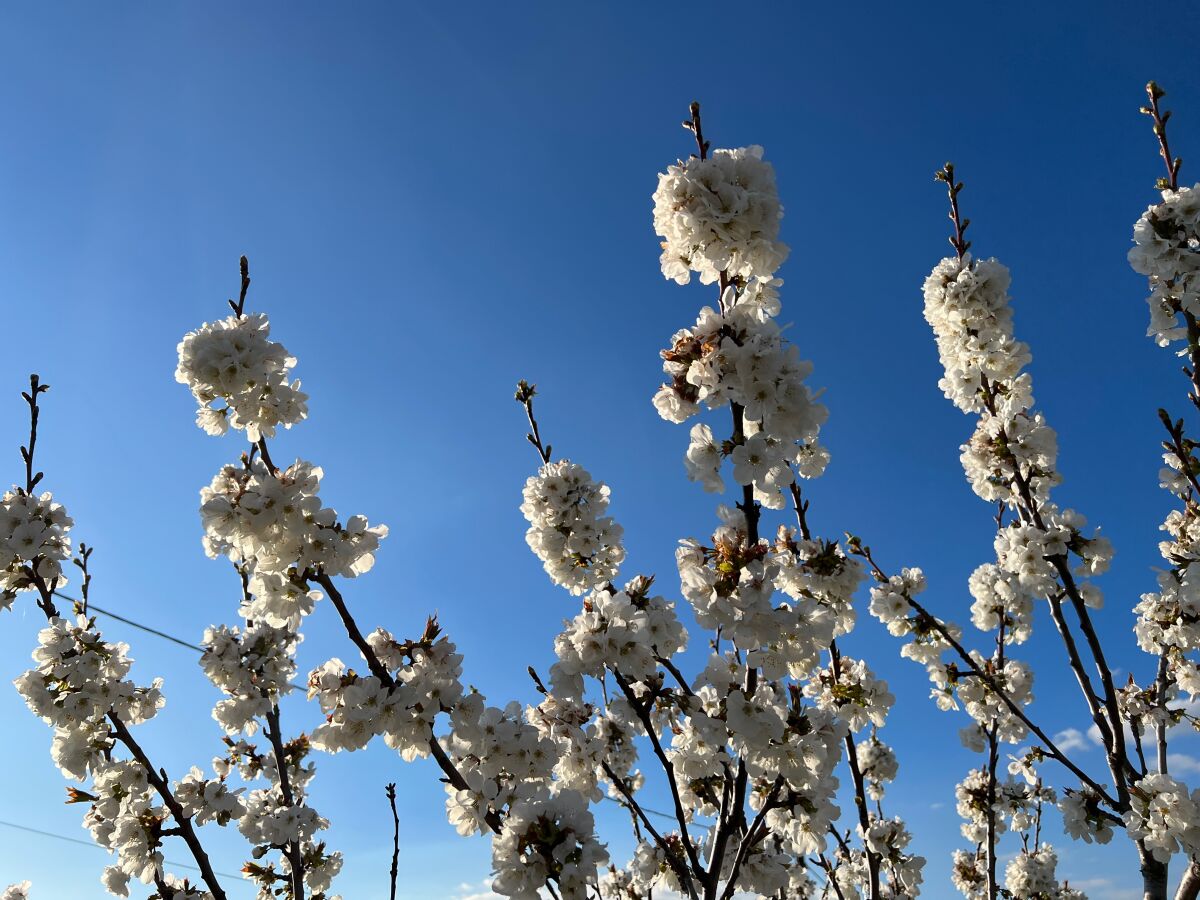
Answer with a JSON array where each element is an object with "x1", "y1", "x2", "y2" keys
[
  {"x1": 386, "y1": 783, "x2": 400, "y2": 900},
  {"x1": 264, "y1": 705, "x2": 305, "y2": 898},
  {"x1": 1141, "y1": 82, "x2": 1182, "y2": 191},
  {"x1": 602, "y1": 761, "x2": 698, "y2": 899},
  {"x1": 109, "y1": 714, "x2": 229, "y2": 900},
  {"x1": 718, "y1": 777, "x2": 784, "y2": 900},
  {"x1": 853, "y1": 548, "x2": 1120, "y2": 812},
  {"x1": 228, "y1": 255, "x2": 251, "y2": 318},
  {"x1": 830, "y1": 643, "x2": 880, "y2": 900},
  {"x1": 312, "y1": 573, "x2": 503, "y2": 835},
  {"x1": 1175, "y1": 857, "x2": 1200, "y2": 900},
  {"x1": 612, "y1": 671, "x2": 704, "y2": 878},
  {"x1": 514, "y1": 380, "x2": 551, "y2": 465},
  {"x1": 934, "y1": 163, "x2": 971, "y2": 258}
]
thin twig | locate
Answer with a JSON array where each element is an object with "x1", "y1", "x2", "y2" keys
[{"x1": 386, "y1": 783, "x2": 400, "y2": 900}]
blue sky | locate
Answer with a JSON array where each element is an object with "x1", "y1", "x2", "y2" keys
[{"x1": 1, "y1": 2, "x2": 1199, "y2": 897}]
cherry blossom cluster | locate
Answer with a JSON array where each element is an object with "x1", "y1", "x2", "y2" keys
[
  {"x1": 175, "y1": 312, "x2": 308, "y2": 440},
  {"x1": 307, "y1": 625, "x2": 464, "y2": 757},
  {"x1": 1129, "y1": 184, "x2": 1200, "y2": 346},
  {"x1": 642, "y1": 132, "x2": 918, "y2": 892},
  {"x1": 519, "y1": 460, "x2": 625, "y2": 596},
  {"x1": 1127, "y1": 194, "x2": 1200, "y2": 735},
  {"x1": 549, "y1": 580, "x2": 687, "y2": 700},
  {"x1": 217, "y1": 736, "x2": 343, "y2": 898},
  {"x1": 490, "y1": 791, "x2": 608, "y2": 899},
  {"x1": 0, "y1": 487, "x2": 72, "y2": 605},
  {"x1": 652, "y1": 145, "x2": 788, "y2": 285},
  {"x1": 83, "y1": 760, "x2": 167, "y2": 896},
  {"x1": 200, "y1": 622, "x2": 298, "y2": 735},
  {"x1": 1122, "y1": 773, "x2": 1200, "y2": 863},
  {"x1": 1003, "y1": 845, "x2": 1084, "y2": 900},
  {"x1": 200, "y1": 458, "x2": 387, "y2": 589},
  {"x1": 1059, "y1": 787, "x2": 1115, "y2": 845},
  {"x1": 14, "y1": 614, "x2": 165, "y2": 779},
  {"x1": 1, "y1": 884, "x2": 30, "y2": 900},
  {"x1": 653, "y1": 292, "x2": 828, "y2": 509}
]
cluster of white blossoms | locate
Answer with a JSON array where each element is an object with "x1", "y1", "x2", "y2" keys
[
  {"x1": 0, "y1": 487, "x2": 73, "y2": 605},
  {"x1": 175, "y1": 312, "x2": 308, "y2": 441},
  {"x1": 923, "y1": 255, "x2": 1031, "y2": 416},
  {"x1": 519, "y1": 460, "x2": 625, "y2": 596},
  {"x1": 1003, "y1": 846, "x2": 1084, "y2": 900},
  {"x1": 430, "y1": 130, "x2": 928, "y2": 899},
  {"x1": 83, "y1": 761, "x2": 165, "y2": 896},
  {"x1": 803, "y1": 655, "x2": 894, "y2": 732},
  {"x1": 217, "y1": 736, "x2": 342, "y2": 898},
  {"x1": 1, "y1": 884, "x2": 30, "y2": 900},
  {"x1": 919, "y1": 239, "x2": 1144, "y2": 892},
  {"x1": 490, "y1": 791, "x2": 608, "y2": 899},
  {"x1": 954, "y1": 769, "x2": 1054, "y2": 845},
  {"x1": 653, "y1": 288, "x2": 828, "y2": 509},
  {"x1": 307, "y1": 626, "x2": 464, "y2": 757},
  {"x1": 1059, "y1": 787, "x2": 1115, "y2": 845},
  {"x1": 200, "y1": 458, "x2": 387, "y2": 589},
  {"x1": 652, "y1": 145, "x2": 788, "y2": 285},
  {"x1": 1128, "y1": 187, "x2": 1200, "y2": 709},
  {"x1": 549, "y1": 580, "x2": 687, "y2": 700},
  {"x1": 858, "y1": 816, "x2": 927, "y2": 897},
  {"x1": 174, "y1": 765, "x2": 245, "y2": 827},
  {"x1": 200, "y1": 622, "x2": 298, "y2": 735},
  {"x1": 14, "y1": 615, "x2": 164, "y2": 779},
  {"x1": 856, "y1": 731, "x2": 899, "y2": 800},
  {"x1": 1129, "y1": 184, "x2": 1200, "y2": 346},
  {"x1": 1122, "y1": 773, "x2": 1200, "y2": 863}
]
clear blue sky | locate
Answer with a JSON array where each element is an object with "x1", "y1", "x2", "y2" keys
[{"x1": 1, "y1": 3, "x2": 1198, "y2": 898}]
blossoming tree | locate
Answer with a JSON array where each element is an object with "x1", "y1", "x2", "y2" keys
[{"x1": 2, "y1": 84, "x2": 1200, "y2": 900}]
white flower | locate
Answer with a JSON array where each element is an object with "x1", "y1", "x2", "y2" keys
[
  {"x1": 520, "y1": 460, "x2": 624, "y2": 595},
  {"x1": 652, "y1": 145, "x2": 788, "y2": 285},
  {"x1": 1129, "y1": 184, "x2": 1200, "y2": 346},
  {"x1": 1122, "y1": 773, "x2": 1200, "y2": 862},
  {"x1": 175, "y1": 312, "x2": 308, "y2": 441}
]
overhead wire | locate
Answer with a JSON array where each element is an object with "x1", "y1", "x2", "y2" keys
[{"x1": 45, "y1": 589, "x2": 677, "y2": 822}]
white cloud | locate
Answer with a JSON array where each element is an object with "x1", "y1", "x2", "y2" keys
[
  {"x1": 1066, "y1": 880, "x2": 1140, "y2": 900},
  {"x1": 1054, "y1": 727, "x2": 1090, "y2": 752},
  {"x1": 1167, "y1": 752, "x2": 1200, "y2": 775}
]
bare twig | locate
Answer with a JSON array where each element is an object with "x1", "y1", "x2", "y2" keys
[{"x1": 386, "y1": 783, "x2": 400, "y2": 900}]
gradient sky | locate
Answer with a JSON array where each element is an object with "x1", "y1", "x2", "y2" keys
[{"x1": 2, "y1": 3, "x2": 1199, "y2": 898}]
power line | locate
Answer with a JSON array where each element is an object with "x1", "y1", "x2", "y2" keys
[
  {"x1": 49, "y1": 590, "x2": 678, "y2": 822},
  {"x1": 54, "y1": 590, "x2": 205, "y2": 652},
  {"x1": 0, "y1": 817, "x2": 246, "y2": 882}
]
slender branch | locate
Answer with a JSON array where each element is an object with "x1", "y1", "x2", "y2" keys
[
  {"x1": 264, "y1": 705, "x2": 305, "y2": 898},
  {"x1": 1175, "y1": 858, "x2": 1200, "y2": 900},
  {"x1": 312, "y1": 572, "x2": 503, "y2": 834},
  {"x1": 718, "y1": 777, "x2": 784, "y2": 900},
  {"x1": 830, "y1": 643, "x2": 880, "y2": 900},
  {"x1": 1141, "y1": 82, "x2": 1182, "y2": 191},
  {"x1": 853, "y1": 544, "x2": 1120, "y2": 812},
  {"x1": 818, "y1": 853, "x2": 848, "y2": 900},
  {"x1": 602, "y1": 761, "x2": 698, "y2": 899},
  {"x1": 514, "y1": 380, "x2": 551, "y2": 465},
  {"x1": 612, "y1": 671, "x2": 704, "y2": 878},
  {"x1": 228, "y1": 255, "x2": 251, "y2": 318},
  {"x1": 934, "y1": 163, "x2": 971, "y2": 258},
  {"x1": 386, "y1": 783, "x2": 400, "y2": 900},
  {"x1": 684, "y1": 101, "x2": 709, "y2": 160}
]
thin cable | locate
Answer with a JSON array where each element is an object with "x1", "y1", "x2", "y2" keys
[
  {"x1": 53, "y1": 590, "x2": 204, "y2": 652},
  {"x1": 51, "y1": 591, "x2": 679, "y2": 822},
  {"x1": 0, "y1": 818, "x2": 246, "y2": 881}
]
